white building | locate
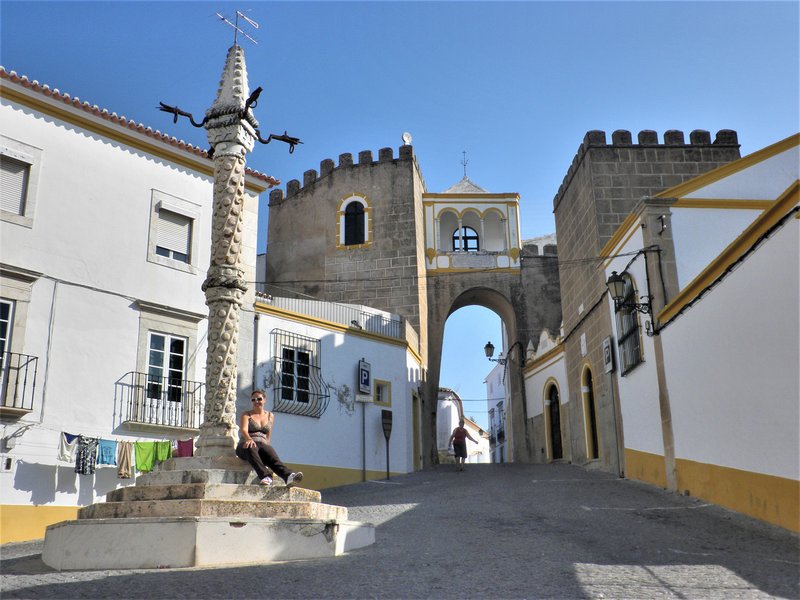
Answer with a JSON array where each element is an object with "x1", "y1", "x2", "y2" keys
[
  {"x1": 254, "y1": 295, "x2": 424, "y2": 484},
  {"x1": 484, "y1": 362, "x2": 507, "y2": 463},
  {"x1": 522, "y1": 327, "x2": 569, "y2": 463},
  {"x1": 437, "y1": 388, "x2": 490, "y2": 464},
  {"x1": 602, "y1": 133, "x2": 799, "y2": 532},
  {"x1": 0, "y1": 67, "x2": 272, "y2": 542}
]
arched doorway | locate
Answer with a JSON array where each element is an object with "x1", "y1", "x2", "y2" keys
[
  {"x1": 546, "y1": 382, "x2": 563, "y2": 460},
  {"x1": 582, "y1": 366, "x2": 599, "y2": 460}
]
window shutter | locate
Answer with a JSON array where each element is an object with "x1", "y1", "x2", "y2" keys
[
  {"x1": 1, "y1": 156, "x2": 30, "y2": 215},
  {"x1": 156, "y1": 210, "x2": 192, "y2": 255}
]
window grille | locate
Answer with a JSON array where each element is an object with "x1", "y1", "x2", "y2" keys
[
  {"x1": 344, "y1": 202, "x2": 365, "y2": 245},
  {"x1": 271, "y1": 329, "x2": 330, "y2": 418},
  {"x1": 616, "y1": 274, "x2": 642, "y2": 375},
  {"x1": 452, "y1": 226, "x2": 479, "y2": 251},
  {"x1": 1, "y1": 155, "x2": 29, "y2": 215}
]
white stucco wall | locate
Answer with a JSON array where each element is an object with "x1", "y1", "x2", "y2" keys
[
  {"x1": 670, "y1": 207, "x2": 762, "y2": 288},
  {"x1": 254, "y1": 310, "x2": 419, "y2": 475},
  {"x1": 0, "y1": 94, "x2": 259, "y2": 508},
  {"x1": 604, "y1": 227, "x2": 665, "y2": 457},
  {"x1": 663, "y1": 218, "x2": 799, "y2": 479}
]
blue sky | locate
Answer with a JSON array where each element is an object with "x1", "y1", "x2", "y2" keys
[{"x1": 2, "y1": 1, "x2": 797, "y2": 429}]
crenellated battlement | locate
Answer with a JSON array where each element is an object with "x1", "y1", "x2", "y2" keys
[
  {"x1": 553, "y1": 129, "x2": 739, "y2": 210},
  {"x1": 269, "y1": 144, "x2": 415, "y2": 205}
]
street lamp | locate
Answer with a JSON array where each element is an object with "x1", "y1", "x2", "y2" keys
[
  {"x1": 606, "y1": 271, "x2": 652, "y2": 314},
  {"x1": 484, "y1": 341, "x2": 507, "y2": 365}
]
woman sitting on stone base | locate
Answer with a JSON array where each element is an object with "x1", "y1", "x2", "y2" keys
[{"x1": 235, "y1": 389, "x2": 303, "y2": 487}]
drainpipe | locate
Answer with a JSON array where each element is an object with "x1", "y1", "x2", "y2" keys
[{"x1": 252, "y1": 313, "x2": 259, "y2": 392}]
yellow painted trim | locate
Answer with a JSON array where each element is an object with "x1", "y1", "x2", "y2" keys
[
  {"x1": 655, "y1": 133, "x2": 800, "y2": 200},
  {"x1": 599, "y1": 211, "x2": 642, "y2": 260},
  {"x1": 427, "y1": 266, "x2": 519, "y2": 274},
  {"x1": 374, "y1": 379, "x2": 392, "y2": 407},
  {"x1": 672, "y1": 199, "x2": 774, "y2": 210},
  {"x1": 659, "y1": 181, "x2": 799, "y2": 323},
  {"x1": 264, "y1": 463, "x2": 404, "y2": 493},
  {"x1": 580, "y1": 362, "x2": 601, "y2": 460},
  {"x1": 255, "y1": 303, "x2": 404, "y2": 346},
  {"x1": 0, "y1": 85, "x2": 270, "y2": 193},
  {"x1": 542, "y1": 377, "x2": 562, "y2": 462},
  {"x1": 624, "y1": 448, "x2": 667, "y2": 489},
  {"x1": 423, "y1": 193, "x2": 519, "y2": 200},
  {"x1": 0, "y1": 505, "x2": 79, "y2": 543},
  {"x1": 676, "y1": 458, "x2": 799, "y2": 533},
  {"x1": 523, "y1": 344, "x2": 564, "y2": 375}
]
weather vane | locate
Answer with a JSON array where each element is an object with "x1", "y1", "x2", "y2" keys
[
  {"x1": 461, "y1": 151, "x2": 469, "y2": 178},
  {"x1": 156, "y1": 10, "x2": 302, "y2": 155}
]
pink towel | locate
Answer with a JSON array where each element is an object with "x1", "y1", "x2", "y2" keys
[{"x1": 176, "y1": 438, "x2": 194, "y2": 457}]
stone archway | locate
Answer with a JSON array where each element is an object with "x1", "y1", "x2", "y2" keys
[{"x1": 423, "y1": 282, "x2": 534, "y2": 467}]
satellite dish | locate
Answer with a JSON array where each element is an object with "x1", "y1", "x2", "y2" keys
[{"x1": 402, "y1": 132, "x2": 413, "y2": 146}]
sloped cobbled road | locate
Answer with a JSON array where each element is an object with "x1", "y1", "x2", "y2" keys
[{"x1": 2, "y1": 462, "x2": 798, "y2": 599}]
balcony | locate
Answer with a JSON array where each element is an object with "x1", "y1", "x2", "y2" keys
[
  {"x1": 0, "y1": 351, "x2": 38, "y2": 417},
  {"x1": 118, "y1": 371, "x2": 204, "y2": 435}
]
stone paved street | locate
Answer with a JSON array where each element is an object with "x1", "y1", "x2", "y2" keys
[{"x1": 2, "y1": 463, "x2": 798, "y2": 599}]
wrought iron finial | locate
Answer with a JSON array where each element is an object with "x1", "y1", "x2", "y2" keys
[{"x1": 461, "y1": 151, "x2": 468, "y2": 178}]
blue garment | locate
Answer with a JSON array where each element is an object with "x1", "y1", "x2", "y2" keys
[{"x1": 97, "y1": 439, "x2": 117, "y2": 465}]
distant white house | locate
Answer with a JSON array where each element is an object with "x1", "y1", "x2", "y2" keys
[
  {"x1": 602, "y1": 133, "x2": 799, "y2": 532},
  {"x1": 437, "y1": 388, "x2": 490, "y2": 464},
  {"x1": 0, "y1": 67, "x2": 273, "y2": 543}
]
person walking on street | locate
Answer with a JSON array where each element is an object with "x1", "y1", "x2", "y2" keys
[{"x1": 448, "y1": 419, "x2": 478, "y2": 471}]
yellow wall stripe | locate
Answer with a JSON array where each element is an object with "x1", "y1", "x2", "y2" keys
[
  {"x1": 659, "y1": 181, "x2": 799, "y2": 323},
  {"x1": 0, "y1": 505, "x2": 79, "y2": 544},
  {"x1": 676, "y1": 459, "x2": 799, "y2": 533},
  {"x1": 625, "y1": 448, "x2": 668, "y2": 489}
]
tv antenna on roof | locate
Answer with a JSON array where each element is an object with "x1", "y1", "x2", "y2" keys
[{"x1": 216, "y1": 10, "x2": 259, "y2": 45}]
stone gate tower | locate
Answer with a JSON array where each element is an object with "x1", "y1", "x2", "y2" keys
[{"x1": 263, "y1": 146, "x2": 562, "y2": 466}]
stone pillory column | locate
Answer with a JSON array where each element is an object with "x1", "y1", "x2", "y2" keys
[{"x1": 196, "y1": 44, "x2": 258, "y2": 457}]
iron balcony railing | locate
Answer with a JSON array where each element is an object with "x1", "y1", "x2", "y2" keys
[
  {"x1": 0, "y1": 351, "x2": 38, "y2": 413},
  {"x1": 119, "y1": 371, "x2": 205, "y2": 429}
]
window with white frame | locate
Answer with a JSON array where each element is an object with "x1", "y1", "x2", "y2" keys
[
  {"x1": 155, "y1": 210, "x2": 192, "y2": 263},
  {"x1": 338, "y1": 194, "x2": 370, "y2": 248},
  {"x1": 1, "y1": 156, "x2": 29, "y2": 216},
  {"x1": 0, "y1": 300, "x2": 13, "y2": 358},
  {"x1": 148, "y1": 190, "x2": 200, "y2": 273},
  {"x1": 271, "y1": 329, "x2": 330, "y2": 417},
  {"x1": 615, "y1": 274, "x2": 643, "y2": 375},
  {"x1": 374, "y1": 380, "x2": 391, "y2": 406},
  {"x1": 146, "y1": 332, "x2": 187, "y2": 403},
  {"x1": 1, "y1": 137, "x2": 41, "y2": 228}
]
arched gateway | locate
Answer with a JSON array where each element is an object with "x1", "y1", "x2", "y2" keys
[{"x1": 263, "y1": 147, "x2": 561, "y2": 467}]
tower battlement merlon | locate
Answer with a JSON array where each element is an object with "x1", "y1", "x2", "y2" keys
[
  {"x1": 552, "y1": 129, "x2": 740, "y2": 210},
  {"x1": 272, "y1": 145, "x2": 415, "y2": 201}
]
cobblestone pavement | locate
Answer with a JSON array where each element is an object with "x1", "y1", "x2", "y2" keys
[{"x1": 2, "y1": 462, "x2": 798, "y2": 599}]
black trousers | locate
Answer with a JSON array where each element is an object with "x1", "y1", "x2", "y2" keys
[{"x1": 235, "y1": 438, "x2": 292, "y2": 482}]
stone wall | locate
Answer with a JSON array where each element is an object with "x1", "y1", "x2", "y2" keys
[
  {"x1": 264, "y1": 146, "x2": 426, "y2": 334},
  {"x1": 552, "y1": 129, "x2": 741, "y2": 473}
]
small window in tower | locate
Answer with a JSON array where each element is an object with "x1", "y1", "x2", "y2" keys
[{"x1": 344, "y1": 202, "x2": 365, "y2": 245}]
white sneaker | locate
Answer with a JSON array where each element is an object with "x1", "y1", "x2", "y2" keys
[
  {"x1": 286, "y1": 472, "x2": 303, "y2": 487},
  {"x1": 260, "y1": 476, "x2": 273, "y2": 486}
]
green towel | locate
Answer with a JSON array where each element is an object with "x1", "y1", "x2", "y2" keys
[
  {"x1": 134, "y1": 441, "x2": 156, "y2": 472},
  {"x1": 155, "y1": 440, "x2": 172, "y2": 462}
]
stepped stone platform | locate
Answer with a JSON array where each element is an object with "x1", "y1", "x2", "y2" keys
[{"x1": 42, "y1": 456, "x2": 375, "y2": 570}]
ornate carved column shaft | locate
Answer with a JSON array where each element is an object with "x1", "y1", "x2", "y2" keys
[{"x1": 196, "y1": 45, "x2": 258, "y2": 457}]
